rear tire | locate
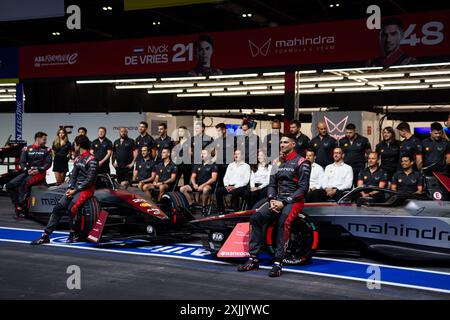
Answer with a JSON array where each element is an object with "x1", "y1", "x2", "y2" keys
[{"x1": 74, "y1": 196, "x2": 100, "y2": 240}]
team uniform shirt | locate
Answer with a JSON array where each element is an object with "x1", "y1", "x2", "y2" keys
[
  {"x1": 20, "y1": 144, "x2": 53, "y2": 173},
  {"x1": 399, "y1": 135, "x2": 423, "y2": 160},
  {"x1": 155, "y1": 136, "x2": 174, "y2": 159},
  {"x1": 339, "y1": 134, "x2": 371, "y2": 170},
  {"x1": 135, "y1": 133, "x2": 155, "y2": 152},
  {"x1": 210, "y1": 135, "x2": 237, "y2": 165},
  {"x1": 69, "y1": 151, "x2": 98, "y2": 191},
  {"x1": 358, "y1": 166, "x2": 388, "y2": 187},
  {"x1": 375, "y1": 141, "x2": 400, "y2": 176},
  {"x1": 309, "y1": 134, "x2": 337, "y2": 168},
  {"x1": 309, "y1": 162, "x2": 324, "y2": 190},
  {"x1": 154, "y1": 160, "x2": 178, "y2": 182},
  {"x1": 422, "y1": 138, "x2": 450, "y2": 173},
  {"x1": 192, "y1": 162, "x2": 218, "y2": 185},
  {"x1": 250, "y1": 164, "x2": 272, "y2": 189},
  {"x1": 223, "y1": 161, "x2": 251, "y2": 188},
  {"x1": 391, "y1": 170, "x2": 423, "y2": 194},
  {"x1": 91, "y1": 138, "x2": 113, "y2": 163},
  {"x1": 135, "y1": 158, "x2": 155, "y2": 182},
  {"x1": 323, "y1": 162, "x2": 353, "y2": 190},
  {"x1": 295, "y1": 133, "x2": 311, "y2": 157},
  {"x1": 113, "y1": 138, "x2": 137, "y2": 168},
  {"x1": 191, "y1": 134, "x2": 214, "y2": 165}
]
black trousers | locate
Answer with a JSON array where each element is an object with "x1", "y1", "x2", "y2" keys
[
  {"x1": 177, "y1": 163, "x2": 192, "y2": 186},
  {"x1": 245, "y1": 187, "x2": 268, "y2": 209},
  {"x1": 306, "y1": 189, "x2": 347, "y2": 202},
  {"x1": 115, "y1": 168, "x2": 132, "y2": 184},
  {"x1": 97, "y1": 163, "x2": 111, "y2": 174},
  {"x1": 249, "y1": 201, "x2": 304, "y2": 260},
  {"x1": 6, "y1": 172, "x2": 45, "y2": 205},
  {"x1": 216, "y1": 186, "x2": 247, "y2": 212}
]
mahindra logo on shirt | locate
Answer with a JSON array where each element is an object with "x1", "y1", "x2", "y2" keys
[
  {"x1": 324, "y1": 115, "x2": 349, "y2": 140},
  {"x1": 34, "y1": 53, "x2": 78, "y2": 67},
  {"x1": 248, "y1": 38, "x2": 272, "y2": 57}
]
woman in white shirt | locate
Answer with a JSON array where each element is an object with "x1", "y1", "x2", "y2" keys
[{"x1": 245, "y1": 150, "x2": 272, "y2": 208}]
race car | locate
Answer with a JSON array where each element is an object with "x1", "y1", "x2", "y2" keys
[
  {"x1": 25, "y1": 174, "x2": 197, "y2": 242},
  {"x1": 191, "y1": 172, "x2": 450, "y2": 264}
]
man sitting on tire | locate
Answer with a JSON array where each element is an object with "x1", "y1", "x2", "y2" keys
[
  {"x1": 238, "y1": 134, "x2": 311, "y2": 277},
  {"x1": 31, "y1": 135, "x2": 98, "y2": 245}
]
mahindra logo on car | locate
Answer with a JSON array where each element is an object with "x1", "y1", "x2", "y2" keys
[{"x1": 41, "y1": 197, "x2": 61, "y2": 206}]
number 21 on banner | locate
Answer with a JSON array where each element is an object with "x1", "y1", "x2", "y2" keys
[
  {"x1": 172, "y1": 43, "x2": 194, "y2": 62},
  {"x1": 401, "y1": 21, "x2": 444, "y2": 46}
]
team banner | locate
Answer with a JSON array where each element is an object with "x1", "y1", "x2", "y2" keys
[
  {"x1": 15, "y1": 83, "x2": 24, "y2": 140},
  {"x1": 19, "y1": 10, "x2": 450, "y2": 79}
]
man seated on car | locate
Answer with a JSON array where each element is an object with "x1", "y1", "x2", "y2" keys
[
  {"x1": 31, "y1": 135, "x2": 98, "y2": 245},
  {"x1": 180, "y1": 149, "x2": 218, "y2": 216},
  {"x1": 6, "y1": 132, "x2": 52, "y2": 218},
  {"x1": 356, "y1": 152, "x2": 388, "y2": 203},
  {"x1": 391, "y1": 154, "x2": 423, "y2": 195},
  {"x1": 238, "y1": 134, "x2": 311, "y2": 277},
  {"x1": 306, "y1": 147, "x2": 353, "y2": 202},
  {"x1": 152, "y1": 147, "x2": 178, "y2": 201},
  {"x1": 132, "y1": 145, "x2": 156, "y2": 197}
]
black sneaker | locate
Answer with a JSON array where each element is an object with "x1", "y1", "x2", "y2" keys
[
  {"x1": 67, "y1": 232, "x2": 79, "y2": 243},
  {"x1": 237, "y1": 257, "x2": 259, "y2": 272},
  {"x1": 268, "y1": 262, "x2": 283, "y2": 277},
  {"x1": 30, "y1": 234, "x2": 50, "y2": 245}
]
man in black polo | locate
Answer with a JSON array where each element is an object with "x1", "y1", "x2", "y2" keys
[
  {"x1": 152, "y1": 147, "x2": 178, "y2": 201},
  {"x1": 309, "y1": 121, "x2": 337, "y2": 168},
  {"x1": 391, "y1": 154, "x2": 423, "y2": 195},
  {"x1": 396, "y1": 122, "x2": 423, "y2": 170},
  {"x1": 135, "y1": 121, "x2": 155, "y2": 160},
  {"x1": 357, "y1": 152, "x2": 388, "y2": 203},
  {"x1": 91, "y1": 127, "x2": 113, "y2": 174},
  {"x1": 422, "y1": 122, "x2": 450, "y2": 174},
  {"x1": 339, "y1": 123, "x2": 372, "y2": 186},
  {"x1": 290, "y1": 120, "x2": 310, "y2": 157},
  {"x1": 155, "y1": 123, "x2": 174, "y2": 162},
  {"x1": 211, "y1": 123, "x2": 236, "y2": 186},
  {"x1": 180, "y1": 149, "x2": 218, "y2": 216},
  {"x1": 132, "y1": 145, "x2": 156, "y2": 197},
  {"x1": 112, "y1": 127, "x2": 138, "y2": 187},
  {"x1": 190, "y1": 122, "x2": 214, "y2": 166},
  {"x1": 263, "y1": 119, "x2": 282, "y2": 161}
]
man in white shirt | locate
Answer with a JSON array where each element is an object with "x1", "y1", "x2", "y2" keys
[
  {"x1": 307, "y1": 147, "x2": 353, "y2": 202},
  {"x1": 305, "y1": 150, "x2": 324, "y2": 191},
  {"x1": 216, "y1": 149, "x2": 251, "y2": 213}
]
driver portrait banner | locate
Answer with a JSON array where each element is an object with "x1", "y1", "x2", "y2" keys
[{"x1": 19, "y1": 10, "x2": 450, "y2": 79}]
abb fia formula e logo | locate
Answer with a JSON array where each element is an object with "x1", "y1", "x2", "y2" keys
[
  {"x1": 248, "y1": 38, "x2": 272, "y2": 57},
  {"x1": 34, "y1": 53, "x2": 78, "y2": 67}
]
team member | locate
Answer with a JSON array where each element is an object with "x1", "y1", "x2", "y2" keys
[
  {"x1": 367, "y1": 18, "x2": 416, "y2": 68},
  {"x1": 263, "y1": 119, "x2": 282, "y2": 161},
  {"x1": 211, "y1": 123, "x2": 237, "y2": 186},
  {"x1": 135, "y1": 121, "x2": 155, "y2": 160},
  {"x1": 113, "y1": 127, "x2": 138, "y2": 187},
  {"x1": 190, "y1": 122, "x2": 214, "y2": 166},
  {"x1": 216, "y1": 149, "x2": 250, "y2": 213},
  {"x1": 7, "y1": 132, "x2": 52, "y2": 218},
  {"x1": 356, "y1": 152, "x2": 388, "y2": 203},
  {"x1": 91, "y1": 127, "x2": 113, "y2": 174},
  {"x1": 245, "y1": 150, "x2": 272, "y2": 208},
  {"x1": 290, "y1": 120, "x2": 310, "y2": 157},
  {"x1": 52, "y1": 128, "x2": 72, "y2": 185},
  {"x1": 152, "y1": 147, "x2": 178, "y2": 201},
  {"x1": 31, "y1": 135, "x2": 98, "y2": 245},
  {"x1": 309, "y1": 121, "x2": 337, "y2": 168},
  {"x1": 305, "y1": 150, "x2": 324, "y2": 196},
  {"x1": 339, "y1": 123, "x2": 371, "y2": 186},
  {"x1": 180, "y1": 149, "x2": 218, "y2": 216},
  {"x1": 238, "y1": 134, "x2": 311, "y2": 277},
  {"x1": 155, "y1": 123, "x2": 174, "y2": 161},
  {"x1": 236, "y1": 121, "x2": 260, "y2": 164},
  {"x1": 188, "y1": 34, "x2": 223, "y2": 76},
  {"x1": 375, "y1": 127, "x2": 400, "y2": 179},
  {"x1": 173, "y1": 126, "x2": 191, "y2": 186},
  {"x1": 421, "y1": 122, "x2": 450, "y2": 174},
  {"x1": 396, "y1": 122, "x2": 423, "y2": 170},
  {"x1": 307, "y1": 147, "x2": 353, "y2": 202},
  {"x1": 132, "y1": 145, "x2": 156, "y2": 197},
  {"x1": 77, "y1": 127, "x2": 87, "y2": 137},
  {"x1": 391, "y1": 155, "x2": 423, "y2": 194}
]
